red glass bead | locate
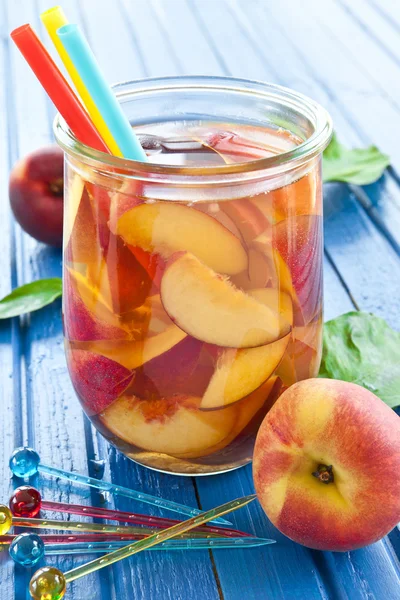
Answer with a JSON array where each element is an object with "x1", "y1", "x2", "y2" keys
[{"x1": 9, "y1": 485, "x2": 42, "y2": 518}]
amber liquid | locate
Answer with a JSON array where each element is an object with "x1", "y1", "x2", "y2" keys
[{"x1": 63, "y1": 121, "x2": 323, "y2": 475}]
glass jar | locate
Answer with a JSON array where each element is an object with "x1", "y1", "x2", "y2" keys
[{"x1": 55, "y1": 76, "x2": 332, "y2": 475}]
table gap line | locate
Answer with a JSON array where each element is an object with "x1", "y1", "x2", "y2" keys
[
  {"x1": 323, "y1": 249, "x2": 360, "y2": 312},
  {"x1": 348, "y1": 184, "x2": 400, "y2": 258},
  {"x1": 335, "y1": 0, "x2": 400, "y2": 69},
  {"x1": 117, "y1": 0, "x2": 151, "y2": 77},
  {"x1": 146, "y1": 0, "x2": 185, "y2": 74},
  {"x1": 186, "y1": 0, "x2": 232, "y2": 75},
  {"x1": 365, "y1": 0, "x2": 400, "y2": 37}
]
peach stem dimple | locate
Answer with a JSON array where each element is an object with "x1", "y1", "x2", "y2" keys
[{"x1": 312, "y1": 464, "x2": 334, "y2": 484}]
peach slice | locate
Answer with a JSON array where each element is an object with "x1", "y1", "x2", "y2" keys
[
  {"x1": 63, "y1": 172, "x2": 85, "y2": 251},
  {"x1": 91, "y1": 240, "x2": 154, "y2": 315},
  {"x1": 276, "y1": 318, "x2": 323, "y2": 385},
  {"x1": 131, "y1": 336, "x2": 202, "y2": 399},
  {"x1": 230, "y1": 249, "x2": 273, "y2": 291},
  {"x1": 74, "y1": 325, "x2": 187, "y2": 370},
  {"x1": 270, "y1": 171, "x2": 320, "y2": 222},
  {"x1": 64, "y1": 184, "x2": 102, "y2": 266},
  {"x1": 247, "y1": 288, "x2": 293, "y2": 325},
  {"x1": 175, "y1": 376, "x2": 280, "y2": 459},
  {"x1": 67, "y1": 349, "x2": 134, "y2": 416},
  {"x1": 63, "y1": 269, "x2": 131, "y2": 342},
  {"x1": 161, "y1": 252, "x2": 291, "y2": 348},
  {"x1": 221, "y1": 198, "x2": 269, "y2": 243},
  {"x1": 200, "y1": 333, "x2": 290, "y2": 409},
  {"x1": 100, "y1": 394, "x2": 237, "y2": 457},
  {"x1": 195, "y1": 203, "x2": 242, "y2": 238},
  {"x1": 272, "y1": 215, "x2": 323, "y2": 325},
  {"x1": 115, "y1": 202, "x2": 248, "y2": 275}
]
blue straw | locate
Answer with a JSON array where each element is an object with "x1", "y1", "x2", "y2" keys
[{"x1": 56, "y1": 23, "x2": 147, "y2": 161}]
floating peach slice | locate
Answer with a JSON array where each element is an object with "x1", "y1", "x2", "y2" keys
[
  {"x1": 63, "y1": 269, "x2": 131, "y2": 342},
  {"x1": 270, "y1": 171, "x2": 320, "y2": 222},
  {"x1": 276, "y1": 318, "x2": 323, "y2": 385},
  {"x1": 63, "y1": 172, "x2": 85, "y2": 252},
  {"x1": 195, "y1": 203, "x2": 242, "y2": 238},
  {"x1": 200, "y1": 333, "x2": 290, "y2": 410},
  {"x1": 132, "y1": 336, "x2": 203, "y2": 399},
  {"x1": 247, "y1": 288, "x2": 293, "y2": 326},
  {"x1": 75, "y1": 325, "x2": 187, "y2": 370},
  {"x1": 64, "y1": 184, "x2": 102, "y2": 266},
  {"x1": 67, "y1": 266, "x2": 114, "y2": 323},
  {"x1": 221, "y1": 198, "x2": 269, "y2": 243},
  {"x1": 272, "y1": 215, "x2": 323, "y2": 325},
  {"x1": 67, "y1": 349, "x2": 134, "y2": 416},
  {"x1": 247, "y1": 249, "x2": 272, "y2": 288},
  {"x1": 161, "y1": 252, "x2": 291, "y2": 348},
  {"x1": 100, "y1": 394, "x2": 237, "y2": 457},
  {"x1": 175, "y1": 376, "x2": 280, "y2": 459},
  {"x1": 115, "y1": 201, "x2": 248, "y2": 275},
  {"x1": 98, "y1": 240, "x2": 154, "y2": 314}
]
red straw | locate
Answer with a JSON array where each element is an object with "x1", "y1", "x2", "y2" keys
[{"x1": 11, "y1": 24, "x2": 109, "y2": 153}]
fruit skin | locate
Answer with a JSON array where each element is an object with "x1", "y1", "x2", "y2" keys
[
  {"x1": 200, "y1": 333, "x2": 290, "y2": 410},
  {"x1": 66, "y1": 349, "x2": 134, "y2": 416},
  {"x1": 63, "y1": 269, "x2": 130, "y2": 342},
  {"x1": 9, "y1": 146, "x2": 64, "y2": 246},
  {"x1": 161, "y1": 252, "x2": 291, "y2": 348},
  {"x1": 253, "y1": 379, "x2": 400, "y2": 551},
  {"x1": 100, "y1": 394, "x2": 238, "y2": 457},
  {"x1": 115, "y1": 201, "x2": 248, "y2": 275}
]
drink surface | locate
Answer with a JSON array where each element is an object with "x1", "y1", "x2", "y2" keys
[{"x1": 63, "y1": 120, "x2": 323, "y2": 475}]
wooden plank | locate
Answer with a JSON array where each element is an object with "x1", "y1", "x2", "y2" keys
[
  {"x1": 323, "y1": 185, "x2": 400, "y2": 329},
  {"x1": 0, "y1": 2, "x2": 19, "y2": 596}
]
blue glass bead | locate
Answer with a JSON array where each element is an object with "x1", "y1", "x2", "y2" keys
[
  {"x1": 9, "y1": 533, "x2": 45, "y2": 567},
  {"x1": 9, "y1": 447, "x2": 40, "y2": 478}
]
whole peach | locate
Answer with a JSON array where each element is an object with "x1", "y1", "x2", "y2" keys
[
  {"x1": 9, "y1": 146, "x2": 64, "y2": 246},
  {"x1": 253, "y1": 378, "x2": 400, "y2": 551}
]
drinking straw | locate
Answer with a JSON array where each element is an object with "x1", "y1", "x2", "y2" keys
[
  {"x1": 57, "y1": 23, "x2": 147, "y2": 161},
  {"x1": 10, "y1": 25, "x2": 109, "y2": 153},
  {"x1": 41, "y1": 6, "x2": 122, "y2": 156}
]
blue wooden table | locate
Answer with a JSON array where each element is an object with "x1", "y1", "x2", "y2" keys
[{"x1": 1, "y1": 1, "x2": 400, "y2": 598}]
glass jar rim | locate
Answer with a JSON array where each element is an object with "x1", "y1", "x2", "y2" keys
[{"x1": 54, "y1": 75, "x2": 333, "y2": 177}]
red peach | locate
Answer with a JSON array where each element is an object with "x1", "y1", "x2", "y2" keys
[
  {"x1": 9, "y1": 146, "x2": 64, "y2": 246},
  {"x1": 253, "y1": 379, "x2": 400, "y2": 551}
]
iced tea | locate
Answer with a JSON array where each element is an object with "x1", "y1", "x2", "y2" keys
[{"x1": 62, "y1": 118, "x2": 323, "y2": 475}]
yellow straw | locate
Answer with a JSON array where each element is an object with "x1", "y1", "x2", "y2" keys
[{"x1": 41, "y1": 6, "x2": 122, "y2": 156}]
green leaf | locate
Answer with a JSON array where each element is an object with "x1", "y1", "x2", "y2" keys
[
  {"x1": 0, "y1": 278, "x2": 62, "y2": 319},
  {"x1": 322, "y1": 132, "x2": 390, "y2": 185},
  {"x1": 319, "y1": 311, "x2": 400, "y2": 409}
]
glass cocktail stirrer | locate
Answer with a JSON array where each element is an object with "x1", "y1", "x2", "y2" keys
[
  {"x1": 27, "y1": 494, "x2": 257, "y2": 600},
  {"x1": 9, "y1": 448, "x2": 231, "y2": 525},
  {"x1": 5, "y1": 531, "x2": 274, "y2": 567},
  {"x1": 10, "y1": 486, "x2": 248, "y2": 538}
]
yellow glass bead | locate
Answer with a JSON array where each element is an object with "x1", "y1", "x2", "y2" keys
[
  {"x1": 29, "y1": 567, "x2": 66, "y2": 600},
  {"x1": 0, "y1": 505, "x2": 12, "y2": 535}
]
